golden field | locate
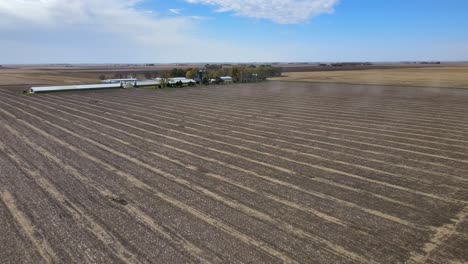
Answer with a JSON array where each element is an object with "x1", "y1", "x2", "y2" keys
[{"x1": 271, "y1": 66, "x2": 468, "y2": 88}]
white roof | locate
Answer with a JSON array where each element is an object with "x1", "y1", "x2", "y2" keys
[
  {"x1": 136, "y1": 80, "x2": 160, "y2": 86},
  {"x1": 101, "y1": 78, "x2": 137, "y2": 83},
  {"x1": 30, "y1": 83, "x2": 121, "y2": 93},
  {"x1": 168, "y1": 78, "x2": 196, "y2": 84}
]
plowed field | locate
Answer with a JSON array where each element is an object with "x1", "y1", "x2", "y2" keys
[{"x1": 1, "y1": 82, "x2": 467, "y2": 263}]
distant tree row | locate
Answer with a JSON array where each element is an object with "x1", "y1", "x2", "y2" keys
[
  {"x1": 230, "y1": 65, "x2": 282, "y2": 82},
  {"x1": 157, "y1": 65, "x2": 282, "y2": 83}
]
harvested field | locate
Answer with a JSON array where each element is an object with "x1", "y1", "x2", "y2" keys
[
  {"x1": 271, "y1": 66, "x2": 468, "y2": 89},
  {"x1": 0, "y1": 65, "x2": 205, "y2": 86},
  {"x1": 1, "y1": 82, "x2": 468, "y2": 263}
]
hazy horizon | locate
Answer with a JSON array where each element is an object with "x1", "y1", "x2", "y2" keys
[{"x1": 4, "y1": 60, "x2": 468, "y2": 66}]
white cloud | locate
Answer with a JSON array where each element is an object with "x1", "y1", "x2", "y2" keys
[
  {"x1": 0, "y1": 1, "x2": 200, "y2": 61},
  {"x1": 0, "y1": 0, "x2": 286, "y2": 63},
  {"x1": 0, "y1": 0, "x2": 191, "y2": 34},
  {"x1": 169, "y1": 8, "x2": 182, "y2": 15},
  {"x1": 184, "y1": 0, "x2": 339, "y2": 24}
]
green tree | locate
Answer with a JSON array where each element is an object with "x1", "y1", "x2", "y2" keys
[
  {"x1": 185, "y1": 70, "x2": 193, "y2": 79},
  {"x1": 231, "y1": 67, "x2": 241, "y2": 82},
  {"x1": 186, "y1": 68, "x2": 199, "y2": 79},
  {"x1": 220, "y1": 67, "x2": 232, "y2": 76},
  {"x1": 209, "y1": 69, "x2": 221, "y2": 79},
  {"x1": 170, "y1": 68, "x2": 178, "y2": 77},
  {"x1": 176, "y1": 68, "x2": 186, "y2": 77},
  {"x1": 158, "y1": 72, "x2": 171, "y2": 88}
]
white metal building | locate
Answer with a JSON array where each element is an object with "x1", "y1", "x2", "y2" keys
[{"x1": 220, "y1": 76, "x2": 233, "y2": 83}]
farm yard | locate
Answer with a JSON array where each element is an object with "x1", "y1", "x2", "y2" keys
[{"x1": 1, "y1": 82, "x2": 468, "y2": 263}]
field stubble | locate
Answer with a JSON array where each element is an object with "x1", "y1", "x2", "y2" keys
[
  {"x1": 0, "y1": 81, "x2": 467, "y2": 263},
  {"x1": 271, "y1": 66, "x2": 468, "y2": 88}
]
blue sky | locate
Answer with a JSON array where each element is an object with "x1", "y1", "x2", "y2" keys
[{"x1": 1, "y1": 0, "x2": 467, "y2": 63}]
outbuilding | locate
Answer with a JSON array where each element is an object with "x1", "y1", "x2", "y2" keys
[{"x1": 220, "y1": 76, "x2": 233, "y2": 83}]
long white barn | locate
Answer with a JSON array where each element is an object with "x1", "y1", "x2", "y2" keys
[
  {"x1": 29, "y1": 83, "x2": 122, "y2": 93},
  {"x1": 101, "y1": 78, "x2": 138, "y2": 84}
]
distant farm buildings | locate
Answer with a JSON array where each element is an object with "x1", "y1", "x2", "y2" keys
[
  {"x1": 210, "y1": 76, "x2": 234, "y2": 84},
  {"x1": 166, "y1": 77, "x2": 196, "y2": 87},
  {"x1": 220, "y1": 76, "x2": 233, "y2": 83},
  {"x1": 101, "y1": 77, "x2": 198, "y2": 87},
  {"x1": 29, "y1": 77, "x2": 203, "y2": 93}
]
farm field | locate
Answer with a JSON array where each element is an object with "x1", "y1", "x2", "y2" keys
[
  {"x1": 0, "y1": 63, "x2": 452, "y2": 87},
  {"x1": 0, "y1": 67, "x2": 99, "y2": 86},
  {"x1": 1, "y1": 82, "x2": 468, "y2": 263},
  {"x1": 0, "y1": 64, "x2": 204, "y2": 86},
  {"x1": 271, "y1": 66, "x2": 468, "y2": 89}
]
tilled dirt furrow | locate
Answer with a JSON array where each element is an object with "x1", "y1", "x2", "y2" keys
[
  {"x1": 102, "y1": 93, "x2": 468, "y2": 146},
  {"x1": 409, "y1": 205, "x2": 468, "y2": 263},
  {"x1": 0, "y1": 188, "x2": 46, "y2": 264},
  {"x1": 2, "y1": 81, "x2": 468, "y2": 263},
  {"x1": 110, "y1": 87, "x2": 468, "y2": 132},
  {"x1": 0, "y1": 122, "x2": 218, "y2": 264},
  {"x1": 2, "y1": 95, "x2": 446, "y2": 229},
  {"x1": 0, "y1": 97, "x2": 424, "y2": 262},
  {"x1": 71, "y1": 91, "x2": 468, "y2": 154},
  {"x1": 9, "y1": 94, "x2": 466, "y2": 236},
  {"x1": 0, "y1": 190, "x2": 57, "y2": 264},
  {"x1": 10, "y1": 93, "x2": 432, "y2": 236},
  {"x1": 4, "y1": 99, "x2": 389, "y2": 264},
  {"x1": 50, "y1": 91, "x2": 468, "y2": 168},
  {"x1": 181, "y1": 84, "x2": 468, "y2": 117},
  {"x1": 0, "y1": 140, "x2": 146, "y2": 264},
  {"x1": 111, "y1": 92, "x2": 468, "y2": 144},
  {"x1": 28, "y1": 94, "x2": 467, "y2": 207},
  {"x1": 0, "y1": 147, "x2": 125, "y2": 263},
  {"x1": 170, "y1": 83, "x2": 468, "y2": 117},
  {"x1": 0, "y1": 104, "x2": 294, "y2": 263},
  {"x1": 0, "y1": 98, "x2": 424, "y2": 263},
  {"x1": 9, "y1": 90, "x2": 468, "y2": 179},
  {"x1": 0, "y1": 94, "x2": 442, "y2": 255},
  {"x1": 4, "y1": 98, "x2": 392, "y2": 264},
  {"x1": 65, "y1": 91, "x2": 468, "y2": 178},
  {"x1": 55, "y1": 93, "x2": 468, "y2": 192}
]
